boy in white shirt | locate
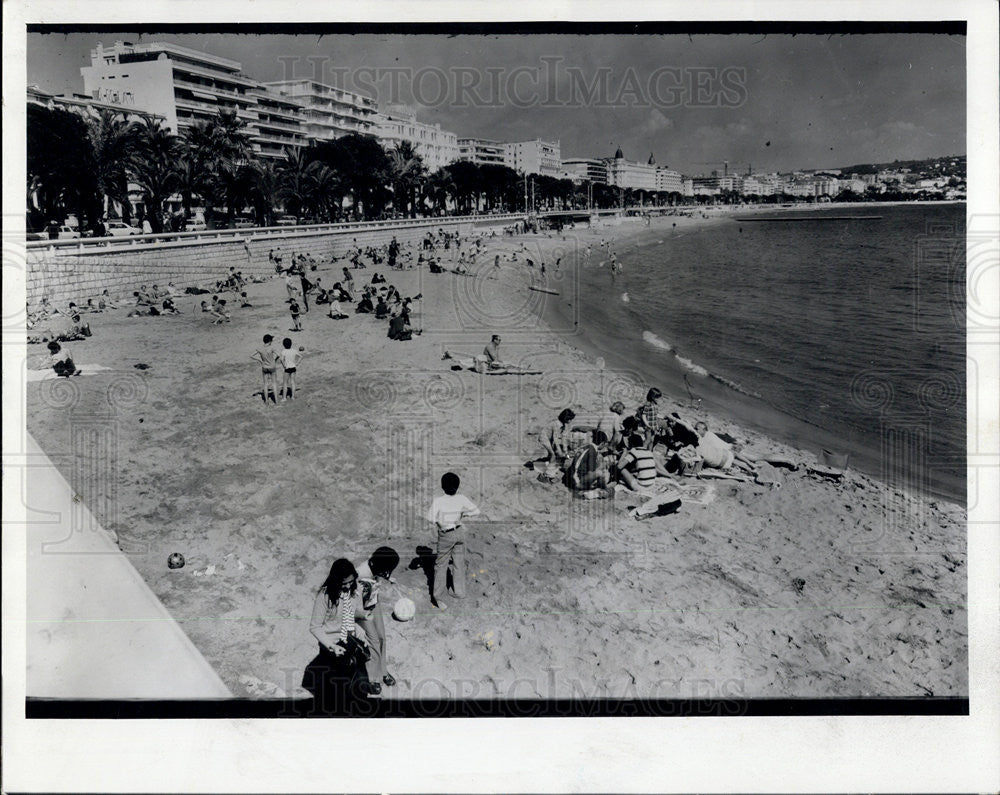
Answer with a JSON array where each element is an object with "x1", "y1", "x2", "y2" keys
[
  {"x1": 278, "y1": 337, "x2": 305, "y2": 401},
  {"x1": 426, "y1": 472, "x2": 480, "y2": 609}
]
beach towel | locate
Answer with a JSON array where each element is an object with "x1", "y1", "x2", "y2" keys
[
  {"x1": 676, "y1": 483, "x2": 717, "y2": 505},
  {"x1": 26, "y1": 364, "x2": 114, "y2": 382},
  {"x1": 451, "y1": 355, "x2": 541, "y2": 375}
]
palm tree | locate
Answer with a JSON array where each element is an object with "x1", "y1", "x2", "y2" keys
[
  {"x1": 311, "y1": 134, "x2": 391, "y2": 220},
  {"x1": 27, "y1": 104, "x2": 101, "y2": 232},
  {"x1": 309, "y1": 162, "x2": 343, "y2": 222},
  {"x1": 87, "y1": 109, "x2": 140, "y2": 223},
  {"x1": 388, "y1": 141, "x2": 426, "y2": 218},
  {"x1": 178, "y1": 121, "x2": 218, "y2": 225},
  {"x1": 212, "y1": 110, "x2": 252, "y2": 162},
  {"x1": 128, "y1": 118, "x2": 180, "y2": 233},
  {"x1": 250, "y1": 158, "x2": 282, "y2": 227},
  {"x1": 423, "y1": 168, "x2": 455, "y2": 215},
  {"x1": 212, "y1": 157, "x2": 256, "y2": 228},
  {"x1": 276, "y1": 147, "x2": 320, "y2": 220}
]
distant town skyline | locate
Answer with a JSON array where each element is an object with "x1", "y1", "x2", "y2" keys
[{"x1": 26, "y1": 30, "x2": 965, "y2": 175}]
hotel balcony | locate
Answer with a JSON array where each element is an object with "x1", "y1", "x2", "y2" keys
[
  {"x1": 171, "y1": 61, "x2": 258, "y2": 88},
  {"x1": 172, "y1": 76, "x2": 244, "y2": 99},
  {"x1": 254, "y1": 118, "x2": 304, "y2": 134}
]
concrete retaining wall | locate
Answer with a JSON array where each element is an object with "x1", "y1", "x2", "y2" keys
[{"x1": 26, "y1": 218, "x2": 512, "y2": 307}]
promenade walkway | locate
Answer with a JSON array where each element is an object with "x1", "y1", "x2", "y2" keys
[{"x1": 24, "y1": 433, "x2": 231, "y2": 699}]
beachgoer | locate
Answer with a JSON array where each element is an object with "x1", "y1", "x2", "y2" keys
[
  {"x1": 426, "y1": 472, "x2": 481, "y2": 610},
  {"x1": 616, "y1": 433, "x2": 673, "y2": 491},
  {"x1": 694, "y1": 421, "x2": 757, "y2": 471},
  {"x1": 597, "y1": 401, "x2": 627, "y2": 449},
  {"x1": 47, "y1": 341, "x2": 80, "y2": 377},
  {"x1": 655, "y1": 414, "x2": 700, "y2": 451},
  {"x1": 541, "y1": 408, "x2": 577, "y2": 462},
  {"x1": 483, "y1": 334, "x2": 504, "y2": 368},
  {"x1": 289, "y1": 298, "x2": 302, "y2": 331},
  {"x1": 285, "y1": 270, "x2": 300, "y2": 303},
  {"x1": 211, "y1": 299, "x2": 230, "y2": 324},
  {"x1": 355, "y1": 546, "x2": 400, "y2": 694},
  {"x1": 637, "y1": 388, "x2": 663, "y2": 445},
  {"x1": 278, "y1": 337, "x2": 305, "y2": 401},
  {"x1": 565, "y1": 430, "x2": 612, "y2": 490},
  {"x1": 251, "y1": 334, "x2": 279, "y2": 404},
  {"x1": 387, "y1": 311, "x2": 412, "y2": 340},
  {"x1": 304, "y1": 558, "x2": 373, "y2": 710}
]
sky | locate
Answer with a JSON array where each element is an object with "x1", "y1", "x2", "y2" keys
[{"x1": 26, "y1": 30, "x2": 966, "y2": 175}]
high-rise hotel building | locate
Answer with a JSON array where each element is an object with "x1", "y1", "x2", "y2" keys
[
  {"x1": 81, "y1": 41, "x2": 261, "y2": 137},
  {"x1": 263, "y1": 80, "x2": 378, "y2": 142},
  {"x1": 374, "y1": 105, "x2": 460, "y2": 172}
]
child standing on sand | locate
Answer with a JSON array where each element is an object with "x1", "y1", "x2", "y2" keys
[
  {"x1": 289, "y1": 298, "x2": 302, "y2": 331},
  {"x1": 426, "y1": 472, "x2": 481, "y2": 609},
  {"x1": 252, "y1": 334, "x2": 280, "y2": 404},
  {"x1": 278, "y1": 337, "x2": 305, "y2": 401}
]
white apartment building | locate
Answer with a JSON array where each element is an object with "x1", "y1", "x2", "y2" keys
[
  {"x1": 655, "y1": 166, "x2": 683, "y2": 194},
  {"x1": 248, "y1": 86, "x2": 309, "y2": 161},
  {"x1": 605, "y1": 147, "x2": 657, "y2": 191},
  {"x1": 81, "y1": 40, "x2": 260, "y2": 137},
  {"x1": 561, "y1": 158, "x2": 608, "y2": 184},
  {"x1": 746, "y1": 174, "x2": 782, "y2": 196},
  {"x1": 504, "y1": 139, "x2": 562, "y2": 177},
  {"x1": 692, "y1": 174, "x2": 743, "y2": 194},
  {"x1": 457, "y1": 138, "x2": 507, "y2": 167},
  {"x1": 374, "y1": 105, "x2": 459, "y2": 172},
  {"x1": 265, "y1": 79, "x2": 378, "y2": 142}
]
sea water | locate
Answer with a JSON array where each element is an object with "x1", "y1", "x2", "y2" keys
[{"x1": 555, "y1": 204, "x2": 966, "y2": 503}]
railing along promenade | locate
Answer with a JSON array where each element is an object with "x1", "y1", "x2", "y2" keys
[{"x1": 26, "y1": 212, "x2": 532, "y2": 257}]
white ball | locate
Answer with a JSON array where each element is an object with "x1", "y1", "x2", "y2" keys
[{"x1": 393, "y1": 597, "x2": 416, "y2": 622}]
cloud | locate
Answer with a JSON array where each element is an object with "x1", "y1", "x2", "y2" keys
[{"x1": 637, "y1": 109, "x2": 674, "y2": 136}]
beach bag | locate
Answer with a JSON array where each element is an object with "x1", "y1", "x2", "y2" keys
[{"x1": 675, "y1": 446, "x2": 704, "y2": 477}]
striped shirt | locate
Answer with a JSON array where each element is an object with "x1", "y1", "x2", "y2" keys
[{"x1": 618, "y1": 447, "x2": 658, "y2": 486}]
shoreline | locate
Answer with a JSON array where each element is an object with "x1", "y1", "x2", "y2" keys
[
  {"x1": 500, "y1": 213, "x2": 965, "y2": 506},
  {"x1": 24, "y1": 220, "x2": 968, "y2": 699}
]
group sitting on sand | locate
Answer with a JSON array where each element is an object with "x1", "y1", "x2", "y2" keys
[{"x1": 536, "y1": 386, "x2": 761, "y2": 499}]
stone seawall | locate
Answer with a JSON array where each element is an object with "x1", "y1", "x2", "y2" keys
[{"x1": 26, "y1": 218, "x2": 512, "y2": 307}]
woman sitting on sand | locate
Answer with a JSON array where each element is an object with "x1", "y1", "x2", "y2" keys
[
  {"x1": 303, "y1": 558, "x2": 375, "y2": 710},
  {"x1": 541, "y1": 408, "x2": 577, "y2": 462}
]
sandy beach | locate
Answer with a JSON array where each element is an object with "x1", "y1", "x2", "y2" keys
[{"x1": 25, "y1": 212, "x2": 967, "y2": 700}]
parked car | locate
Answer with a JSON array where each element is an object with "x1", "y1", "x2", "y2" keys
[
  {"x1": 275, "y1": 215, "x2": 298, "y2": 226},
  {"x1": 233, "y1": 217, "x2": 255, "y2": 229},
  {"x1": 186, "y1": 218, "x2": 207, "y2": 232},
  {"x1": 104, "y1": 220, "x2": 142, "y2": 237},
  {"x1": 57, "y1": 225, "x2": 80, "y2": 240}
]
